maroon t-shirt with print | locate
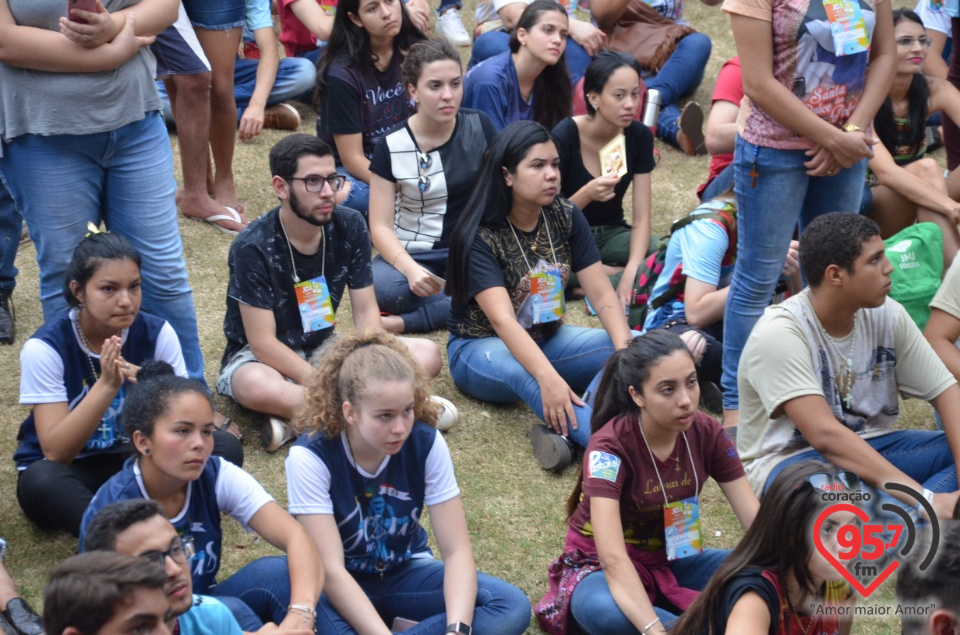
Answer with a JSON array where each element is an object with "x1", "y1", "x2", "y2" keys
[{"x1": 568, "y1": 411, "x2": 744, "y2": 554}]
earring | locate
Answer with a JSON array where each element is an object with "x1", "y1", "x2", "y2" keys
[{"x1": 144, "y1": 448, "x2": 151, "y2": 455}]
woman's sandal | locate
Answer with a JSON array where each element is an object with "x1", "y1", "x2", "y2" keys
[{"x1": 216, "y1": 417, "x2": 243, "y2": 442}]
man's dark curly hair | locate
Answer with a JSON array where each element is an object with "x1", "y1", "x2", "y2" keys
[{"x1": 799, "y1": 212, "x2": 881, "y2": 287}]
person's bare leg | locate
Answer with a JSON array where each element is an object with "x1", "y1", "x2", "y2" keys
[
  {"x1": 169, "y1": 73, "x2": 246, "y2": 233},
  {"x1": 400, "y1": 337, "x2": 443, "y2": 378},
  {"x1": 195, "y1": 27, "x2": 244, "y2": 214},
  {"x1": 231, "y1": 362, "x2": 305, "y2": 421},
  {"x1": 0, "y1": 561, "x2": 18, "y2": 611},
  {"x1": 381, "y1": 315, "x2": 405, "y2": 334}
]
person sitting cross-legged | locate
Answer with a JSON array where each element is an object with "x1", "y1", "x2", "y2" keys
[
  {"x1": 737, "y1": 212, "x2": 960, "y2": 521},
  {"x1": 218, "y1": 134, "x2": 447, "y2": 452}
]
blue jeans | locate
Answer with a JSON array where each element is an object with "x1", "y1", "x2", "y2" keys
[
  {"x1": 336, "y1": 166, "x2": 370, "y2": 220},
  {"x1": 437, "y1": 0, "x2": 461, "y2": 12},
  {"x1": 646, "y1": 32, "x2": 712, "y2": 147},
  {"x1": 158, "y1": 57, "x2": 316, "y2": 124},
  {"x1": 372, "y1": 249, "x2": 450, "y2": 333},
  {"x1": 314, "y1": 558, "x2": 532, "y2": 635},
  {"x1": 467, "y1": 30, "x2": 592, "y2": 85},
  {"x1": 764, "y1": 430, "x2": 958, "y2": 501},
  {"x1": 448, "y1": 326, "x2": 617, "y2": 448},
  {"x1": 570, "y1": 549, "x2": 730, "y2": 633},
  {"x1": 209, "y1": 556, "x2": 293, "y2": 631},
  {"x1": 700, "y1": 163, "x2": 734, "y2": 203},
  {"x1": 0, "y1": 176, "x2": 21, "y2": 293},
  {"x1": 0, "y1": 112, "x2": 205, "y2": 382},
  {"x1": 720, "y1": 135, "x2": 867, "y2": 410}
]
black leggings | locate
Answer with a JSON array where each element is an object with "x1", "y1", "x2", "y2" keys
[{"x1": 17, "y1": 430, "x2": 243, "y2": 537}]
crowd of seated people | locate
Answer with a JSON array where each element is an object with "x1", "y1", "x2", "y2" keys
[{"x1": 6, "y1": 0, "x2": 960, "y2": 632}]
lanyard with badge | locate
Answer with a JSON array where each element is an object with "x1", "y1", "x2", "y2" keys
[
  {"x1": 510, "y1": 210, "x2": 565, "y2": 327},
  {"x1": 280, "y1": 218, "x2": 335, "y2": 333},
  {"x1": 822, "y1": 0, "x2": 870, "y2": 55},
  {"x1": 639, "y1": 425, "x2": 702, "y2": 561}
]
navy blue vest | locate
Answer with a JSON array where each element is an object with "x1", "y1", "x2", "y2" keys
[
  {"x1": 79, "y1": 456, "x2": 225, "y2": 594},
  {"x1": 294, "y1": 423, "x2": 437, "y2": 573},
  {"x1": 14, "y1": 312, "x2": 166, "y2": 469}
]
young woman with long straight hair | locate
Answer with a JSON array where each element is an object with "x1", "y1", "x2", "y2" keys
[
  {"x1": 446, "y1": 120, "x2": 634, "y2": 473},
  {"x1": 536, "y1": 331, "x2": 759, "y2": 634},
  {"x1": 462, "y1": 0, "x2": 573, "y2": 132},
  {"x1": 314, "y1": 0, "x2": 427, "y2": 217}
]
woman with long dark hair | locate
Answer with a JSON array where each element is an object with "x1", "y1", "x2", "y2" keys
[
  {"x1": 552, "y1": 50, "x2": 656, "y2": 306},
  {"x1": 314, "y1": 0, "x2": 426, "y2": 217},
  {"x1": 462, "y1": 0, "x2": 573, "y2": 132},
  {"x1": 862, "y1": 9, "x2": 960, "y2": 266},
  {"x1": 535, "y1": 331, "x2": 759, "y2": 634},
  {"x1": 670, "y1": 461, "x2": 855, "y2": 634},
  {"x1": 446, "y1": 120, "x2": 633, "y2": 473},
  {"x1": 369, "y1": 39, "x2": 497, "y2": 335}
]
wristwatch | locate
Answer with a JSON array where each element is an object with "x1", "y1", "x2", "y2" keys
[
  {"x1": 842, "y1": 123, "x2": 863, "y2": 133},
  {"x1": 446, "y1": 623, "x2": 472, "y2": 635}
]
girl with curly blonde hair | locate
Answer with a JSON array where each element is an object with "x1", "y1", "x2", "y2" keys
[{"x1": 286, "y1": 330, "x2": 532, "y2": 634}]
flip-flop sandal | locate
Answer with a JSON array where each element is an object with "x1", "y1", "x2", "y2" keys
[
  {"x1": 201, "y1": 206, "x2": 245, "y2": 236},
  {"x1": 216, "y1": 417, "x2": 243, "y2": 441}
]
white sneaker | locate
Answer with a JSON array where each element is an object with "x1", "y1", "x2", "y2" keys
[
  {"x1": 430, "y1": 395, "x2": 461, "y2": 432},
  {"x1": 435, "y1": 9, "x2": 471, "y2": 47},
  {"x1": 261, "y1": 416, "x2": 296, "y2": 453}
]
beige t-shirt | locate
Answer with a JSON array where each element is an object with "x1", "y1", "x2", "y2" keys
[
  {"x1": 737, "y1": 291, "x2": 955, "y2": 492},
  {"x1": 931, "y1": 256, "x2": 960, "y2": 322}
]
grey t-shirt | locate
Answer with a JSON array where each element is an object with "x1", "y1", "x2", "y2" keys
[{"x1": 0, "y1": 0, "x2": 160, "y2": 141}]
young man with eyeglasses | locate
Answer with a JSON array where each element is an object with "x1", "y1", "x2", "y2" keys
[
  {"x1": 81, "y1": 499, "x2": 264, "y2": 635},
  {"x1": 736, "y1": 212, "x2": 960, "y2": 520},
  {"x1": 218, "y1": 134, "x2": 446, "y2": 452},
  {"x1": 43, "y1": 551, "x2": 172, "y2": 635}
]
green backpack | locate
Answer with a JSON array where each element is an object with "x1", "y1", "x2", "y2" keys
[{"x1": 884, "y1": 222, "x2": 943, "y2": 330}]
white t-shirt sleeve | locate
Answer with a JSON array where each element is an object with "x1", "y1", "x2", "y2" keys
[
  {"x1": 154, "y1": 322, "x2": 187, "y2": 377},
  {"x1": 286, "y1": 446, "x2": 334, "y2": 515},
  {"x1": 916, "y1": 0, "x2": 952, "y2": 34},
  {"x1": 424, "y1": 431, "x2": 461, "y2": 507},
  {"x1": 20, "y1": 339, "x2": 68, "y2": 404},
  {"x1": 214, "y1": 458, "x2": 276, "y2": 531}
]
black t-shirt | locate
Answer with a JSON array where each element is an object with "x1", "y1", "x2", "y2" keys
[
  {"x1": 317, "y1": 51, "x2": 415, "y2": 166},
  {"x1": 221, "y1": 207, "x2": 374, "y2": 367},
  {"x1": 552, "y1": 118, "x2": 656, "y2": 227},
  {"x1": 705, "y1": 567, "x2": 780, "y2": 635},
  {"x1": 448, "y1": 197, "x2": 601, "y2": 340},
  {"x1": 369, "y1": 109, "x2": 498, "y2": 251}
]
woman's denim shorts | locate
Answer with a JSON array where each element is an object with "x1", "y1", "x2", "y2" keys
[{"x1": 181, "y1": 0, "x2": 244, "y2": 30}]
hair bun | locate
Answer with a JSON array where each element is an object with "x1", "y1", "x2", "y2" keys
[{"x1": 135, "y1": 360, "x2": 175, "y2": 383}]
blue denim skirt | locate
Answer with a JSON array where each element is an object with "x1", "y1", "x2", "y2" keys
[{"x1": 181, "y1": 0, "x2": 244, "y2": 29}]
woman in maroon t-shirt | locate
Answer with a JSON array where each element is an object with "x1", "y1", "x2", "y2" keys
[{"x1": 535, "y1": 330, "x2": 759, "y2": 634}]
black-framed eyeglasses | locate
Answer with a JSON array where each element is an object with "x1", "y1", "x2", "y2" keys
[
  {"x1": 896, "y1": 36, "x2": 933, "y2": 48},
  {"x1": 285, "y1": 175, "x2": 346, "y2": 193},
  {"x1": 417, "y1": 152, "x2": 431, "y2": 193},
  {"x1": 142, "y1": 536, "x2": 196, "y2": 571}
]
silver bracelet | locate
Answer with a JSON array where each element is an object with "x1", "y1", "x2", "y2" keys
[
  {"x1": 641, "y1": 617, "x2": 661, "y2": 634},
  {"x1": 289, "y1": 604, "x2": 317, "y2": 619}
]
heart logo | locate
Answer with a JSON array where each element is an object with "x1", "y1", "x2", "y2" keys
[{"x1": 812, "y1": 503, "x2": 899, "y2": 597}]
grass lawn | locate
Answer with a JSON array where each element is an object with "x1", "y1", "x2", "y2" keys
[{"x1": 0, "y1": 0, "x2": 930, "y2": 632}]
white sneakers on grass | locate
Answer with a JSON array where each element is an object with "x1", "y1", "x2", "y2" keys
[{"x1": 435, "y1": 9, "x2": 471, "y2": 47}]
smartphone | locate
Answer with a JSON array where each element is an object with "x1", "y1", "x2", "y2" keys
[
  {"x1": 66, "y1": 0, "x2": 98, "y2": 22},
  {"x1": 391, "y1": 617, "x2": 419, "y2": 633}
]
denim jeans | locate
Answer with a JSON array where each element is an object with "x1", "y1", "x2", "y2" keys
[
  {"x1": 646, "y1": 32, "x2": 712, "y2": 147},
  {"x1": 720, "y1": 135, "x2": 867, "y2": 409},
  {"x1": 336, "y1": 166, "x2": 370, "y2": 220},
  {"x1": 0, "y1": 112, "x2": 206, "y2": 382},
  {"x1": 314, "y1": 558, "x2": 532, "y2": 635},
  {"x1": 467, "y1": 29, "x2": 592, "y2": 85},
  {"x1": 158, "y1": 57, "x2": 316, "y2": 125},
  {"x1": 437, "y1": 0, "x2": 461, "y2": 13},
  {"x1": 569, "y1": 549, "x2": 730, "y2": 633},
  {"x1": 763, "y1": 430, "x2": 958, "y2": 500},
  {"x1": 448, "y1": 326, "x2": 617, "y2": 448},
  {"x1": 0, "y1": 176, "x2": 21, "y2": 293},
  {"x1": 209, "y1": 556, "x2": 293, "y2": 631},
  {"x1": 699, "y1": 163, "x2": 734, "y2": 203},
  {"x1": 372, "y1": 249, "x2": 450, "y2": 333},
  {"x1": 181, "y1": 0, "x2": 244, "y2": 29}
]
